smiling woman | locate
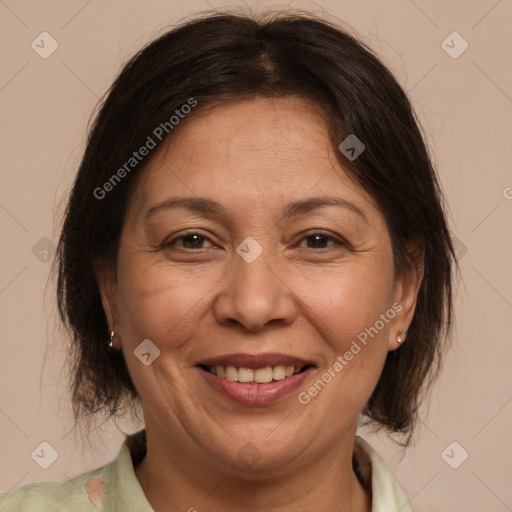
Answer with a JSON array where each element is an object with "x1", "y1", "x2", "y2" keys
[{"x1": 0, "y1": 8, "x2": 457, "y2": 512}]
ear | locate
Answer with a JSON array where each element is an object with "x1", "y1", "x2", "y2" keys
[
  {"x1": 388, "y1": 241, "x2": 425, "y2": 351},
  {"x1": 93, "y1": 258, "x2": 118, "y2": 337}
]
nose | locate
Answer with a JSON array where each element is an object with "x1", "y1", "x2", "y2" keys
[{"x1": 213, "y1": 246, "x2": 298, "y2": 332}]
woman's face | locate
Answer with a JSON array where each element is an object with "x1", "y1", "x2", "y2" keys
[{"x1": 100, "y1": 96, "x2": 419, "y2": 473}]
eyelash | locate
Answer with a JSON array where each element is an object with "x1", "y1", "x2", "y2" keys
[{"x1": 163, "y1": 230, "x2": 346, "y2": 251}]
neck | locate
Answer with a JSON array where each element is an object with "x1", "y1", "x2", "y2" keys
[{"x1": 134, "y1": 425, "x2": 372, "y2": 512}]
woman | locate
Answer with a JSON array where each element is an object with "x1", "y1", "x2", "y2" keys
[{"x1": 0, "y1": 9, "x2": 457, "y2": 511}]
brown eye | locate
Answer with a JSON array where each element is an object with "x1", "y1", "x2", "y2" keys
[
  {"x1": 298, "y1": 232, "x2": 344, "y2": 249},
  {"x1": 165, "y1": 232, "x2": 215, "y2": 250}
]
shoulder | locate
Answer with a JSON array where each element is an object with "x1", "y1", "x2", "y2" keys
[
  {"x1": 354, "y1": 435, "x2": 413, "y2": 512},
  {"x1": 0, "y1": 431, "x2": 146, "y2": 512},
  {"x1": 0, "y1": 467, "x2": 104, "y2": 512}
]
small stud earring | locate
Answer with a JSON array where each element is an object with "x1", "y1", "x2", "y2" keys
[
  {"x1": 107, "y1": 330, "x2": 115, "y2": 351},
  {"x1": 397, "y1": 329, "x2": 406, "y2": 344}
]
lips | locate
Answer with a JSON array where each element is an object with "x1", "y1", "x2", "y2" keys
[{"x1": 196, "y1": 353, "x2": 317, "y2": 405}]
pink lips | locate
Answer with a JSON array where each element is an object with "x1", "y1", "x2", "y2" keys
[{"x1": 196, "y1": 352, "x2": 316, "y2": 406}]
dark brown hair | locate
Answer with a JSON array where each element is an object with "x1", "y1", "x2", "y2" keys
[{"x1": 55, "y1": 9, "x2": 458, "y2": 443}]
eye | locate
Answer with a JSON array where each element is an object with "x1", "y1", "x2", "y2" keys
[
  {"x1": 163, "y1": 230, "x2": 346, "y2": 252},
  {"x1": 164, "y1": 232, "x2": 215, "y2": 250},
  {"x1": 296, "y1": 231, "x2": 345, "y2": 250}
]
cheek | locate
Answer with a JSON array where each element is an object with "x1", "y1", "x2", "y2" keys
[
  {"x1": 295, "y1": 264, "x2": 394, "y2": 354},
  {"x1": 296, "y1": 270, "x2": 394, "y2": 415},
  {"x1": 114, "y1": 255, "x2": 215, "y2": 349}
]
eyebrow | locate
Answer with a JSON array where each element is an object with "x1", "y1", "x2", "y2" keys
[{"x1": 145, "y1": 196, "x2": 369, "y2": 224}]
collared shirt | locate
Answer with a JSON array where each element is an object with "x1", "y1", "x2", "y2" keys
[{"x1": 0, "y1": 430, "x2": 413, "y2": 511}]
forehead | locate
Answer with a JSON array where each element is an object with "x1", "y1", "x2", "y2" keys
[{"x1": 127, "y1": 96, "x2": 378, "y2": 218}]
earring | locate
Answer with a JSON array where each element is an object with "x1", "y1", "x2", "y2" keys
[
  {"x1": 107, "y1": 330, "x2": 115, "y2": 352},
  {"x1": 397, "y1": 329, "x2": 406, "y2": 344}
]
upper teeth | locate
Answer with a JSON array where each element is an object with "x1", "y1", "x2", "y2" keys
[{"x1": 208, "y1": 365, "x2": 303, "y2": 383}]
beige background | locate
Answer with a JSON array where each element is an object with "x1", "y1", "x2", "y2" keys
[{"x1": 1, "y1": 0, "x2": 511, "y2": 510}]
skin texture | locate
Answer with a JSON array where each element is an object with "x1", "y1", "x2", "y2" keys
[{"x1": 97, "y1": 96, "x2": 423, "y2": 512}]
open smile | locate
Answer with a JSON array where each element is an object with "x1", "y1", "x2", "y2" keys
[{"x1": 196, "y1": 353, "x2": 317, "y2": 405}]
